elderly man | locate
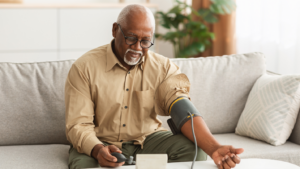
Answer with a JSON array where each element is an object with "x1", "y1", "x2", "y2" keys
[{"x1": 65, "y1": 4, "x2": 244, "y2": 169}]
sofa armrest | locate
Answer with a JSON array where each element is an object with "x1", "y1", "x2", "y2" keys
[{"x1": 288, "y1": 109, "x2": 300, "y2": 145}]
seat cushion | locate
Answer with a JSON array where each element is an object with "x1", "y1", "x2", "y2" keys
[
  {"x1": 207, "y1": 133, "x2": 300, "y2": 166},
  {"x1": 0, "y1": 144, "x2": 69, "y2": 169}
]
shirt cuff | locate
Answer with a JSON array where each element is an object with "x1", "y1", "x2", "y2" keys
[{"x1": 83, "y1": 136, "x2": 103, "y2": 157}]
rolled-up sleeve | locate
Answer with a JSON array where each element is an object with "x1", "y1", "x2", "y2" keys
[
  {"x1": 155, "y1": 60, "x2": 191, "y2": 116},
  {"x1": 65, "y1": 64, "x2": 103, "y2": 156}
]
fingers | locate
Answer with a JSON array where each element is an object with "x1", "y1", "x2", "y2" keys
[
  {"x1": 230, "y1": 146, "x2": 244, "y2": 155},
  {"x1": 99, "y1": 146, "x2": 117, "y2": 162},
  {"x1": 231, "y1": 154, "x2": 241, "y2": 164},
  {"x1": 108, "y1": 145, "x2": 122, "y2": 154},
  {"x1": 222, "y1": 159, "x2": 231, "y2": 169},
  {"x1": 96, "y1": 146, "x2": 125, "y2": 167},
  {"x1": 221, "y1": 154, "x2": 241, "y2": 169},
  {"x1": 224, "y1": 154, "x2": 236, "y2": 168},
  {"x1": 99, "y1": 155, "x2": 125, "y2": 168},
  {"x1": 213, "y1": 154, "x2": 224, "y2": 169},
  {"x1": 216, "y1": 160, "x2": 223, "y2": 169},
  {"x1": 235, "y1": 148, "x2": 244, "y2": 154},
  {"x1": 213, "y1": 145, "x2": 243, "y2": 169},
  {"x1": 103, "y1": 151, "x2": 118, "y2": 162}
]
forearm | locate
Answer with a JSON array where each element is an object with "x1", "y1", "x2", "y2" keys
[{"x1": 181, "y1": 116, "x2": 221, "y2": 158}]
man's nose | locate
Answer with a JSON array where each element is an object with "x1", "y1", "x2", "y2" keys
[{"x1": 131, "y1": 41, "x2": 143, "y2": 51}]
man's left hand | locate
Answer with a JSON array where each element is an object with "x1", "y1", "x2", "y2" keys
[{"x1": 211, "y1": 145, "x2": 244, "y2": 169}]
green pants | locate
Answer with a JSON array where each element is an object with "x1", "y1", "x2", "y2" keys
[{"x1": 68, "y1": 131, "x2": 207, "y2": 169}]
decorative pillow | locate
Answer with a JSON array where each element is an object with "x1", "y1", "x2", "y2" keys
[{"x1": 235, "y1": 74, "x2": 300, "y2": 146}]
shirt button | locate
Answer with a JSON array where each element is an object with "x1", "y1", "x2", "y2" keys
[
  {"x1": 126, "y1": 88, "x2": 129, "y2": 91},
  {"x1": 125, "y1": 106, "x2": 128, "y2": 109},
  {"x1": 123, "y1": 124, "x2": 126, "y2": 127},
  {"x1": 128, "y1": 71, "x2": 130, "y2": 74},
  {"x1": 120, "y1": 140, "x2": 123, "y2": 142}
]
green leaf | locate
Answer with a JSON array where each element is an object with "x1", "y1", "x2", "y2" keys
[
  {"x1": 171, "y1": 13, "x2": 189, "y2": 29},
  {"x1": 155, "y1": 33, "x2": 162, "y2": 39},
  {"x1": 161, "y1": 22, "x2": 171, "y2": 29},
  {"x1": 191, "y1": 8, "x2": 200, "y2": 17},
  {"x1": 155, "y1": 11, "x2": 166, "y2": 19},
  {"x1": 161, "y1": 31, "x2": 186, "y2": 42},
  {"x1": 168, "y1": 5, "x2": 181, "y2": 13},
  {"x1": 185, "y1": 21, "x2": 207, "y2": 31},
  {"x1": 198, "y1": 8, "x2": 210, "y2": 16},
  {"x1": 203, "y1": 39, "x2": 211, "y2": 45},
  {"x1": 208, "y1": 33, "x2": 215, "y2": 39},
  {"x1": 209, "y1": 0, "x2": 236, "y2": 14},
  {"x1": 198, "y1": 9, "x2": 218, "y2": 23},
  {"x1": 210, "y1": 4, "x2": 224, "y2": 14},
  {"x1": 156, "y1": 11, "x2": 173, "y2": 29},
  {"x1": 179, "y1": 42, "x2": 205, "y2": 58}
]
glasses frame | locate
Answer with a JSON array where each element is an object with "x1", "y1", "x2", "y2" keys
[{"x1": 117, "y1": 23, "x2": 155, "y2": 49}]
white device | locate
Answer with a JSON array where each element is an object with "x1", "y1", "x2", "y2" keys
[{"x1": 135, "y1": 154, "x2": 168, "y2": 169}]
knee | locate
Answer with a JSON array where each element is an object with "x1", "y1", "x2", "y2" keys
[
  {"x1": 181, "y1": 144, "x2": 208, "y2": 162},
  {"x1": 69, "y1": 147, "x2": 100, "y2": 169},
  {"x1": 69, "y1": 156, "x2": 100, "y2": 169},
  {"x1": 168, "y1": 136, "x2": 207, "y2": 162}
]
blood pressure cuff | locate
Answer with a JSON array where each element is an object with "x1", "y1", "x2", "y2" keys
[{"x1": 167, "y1": 96, "x2": 202, "y2": 134}]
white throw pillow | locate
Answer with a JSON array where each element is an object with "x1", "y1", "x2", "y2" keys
[{"x1": 235, "y1": 74, "x2": 300, "y2": 146}]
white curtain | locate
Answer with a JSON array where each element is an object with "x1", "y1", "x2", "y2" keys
[{"x1": 236, "y1": 0, "x2": 300, "y2": 75}]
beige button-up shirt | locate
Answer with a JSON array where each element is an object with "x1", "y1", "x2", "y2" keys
[{"x1": 65, "y1": 40, "x2": 191, "y2": 156}]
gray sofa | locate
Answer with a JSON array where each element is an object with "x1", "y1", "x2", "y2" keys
[{"x1": 1, "y1": 52, "x2": 300, "y2": 169}]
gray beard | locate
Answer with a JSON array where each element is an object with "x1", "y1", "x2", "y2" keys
[{"x1": 123, "y1": 49, "x2": 142, "y2": 65}]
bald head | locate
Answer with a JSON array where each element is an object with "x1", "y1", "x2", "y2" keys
[
  {"x1": 117, "y1": 4, "x2": 155, "y2": 33},
  {"x1": 112, "y1": 4, "x2": 155, "y2": 70}
]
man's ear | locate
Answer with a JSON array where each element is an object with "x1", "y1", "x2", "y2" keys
[{"x1": 112, "y1": 22, "x2": 118, "y2": 38}]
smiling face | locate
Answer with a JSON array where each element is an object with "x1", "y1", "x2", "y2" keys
[{"x1": 112, "y1": 6, "x2": 154, "y2": 69}]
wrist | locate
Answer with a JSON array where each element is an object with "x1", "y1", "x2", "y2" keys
[
  {"x1": 91, "y1": 144, "x2": 105, "y2": 158},
  {"x1": 208, "y1": 143, "x2": 221, "y2": 158}
]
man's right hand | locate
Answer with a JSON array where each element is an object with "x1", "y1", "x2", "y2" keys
[{"x1": 91, "y1": 144, "x2": 125, "y2": 167}]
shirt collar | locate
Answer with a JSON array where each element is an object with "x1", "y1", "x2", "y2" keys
[{"x1": 106, "y1": 39, "x2": 145, "y2": 72}]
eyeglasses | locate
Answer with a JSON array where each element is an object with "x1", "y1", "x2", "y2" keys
[{"x1": 117, "y1": 23, "x2": 155, "y2": 49}]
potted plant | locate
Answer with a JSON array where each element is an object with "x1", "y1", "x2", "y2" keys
[{"x1": 155, "y1": 0, "x2": 236, "y2": 58}]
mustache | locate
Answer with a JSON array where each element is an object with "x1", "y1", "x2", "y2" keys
[{"x1": 125, "y1": 49, "x2": 143, "y2": 56}]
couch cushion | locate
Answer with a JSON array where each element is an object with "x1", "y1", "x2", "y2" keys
[
  {"x1": 207, "y1": 133, "x2": 300, "y2": 166},
  {"x1": 169, "y1": 52, "x2": 266, "y2": 133},
  {"x1": 0, "y1": 60, "x2": 74, "y2": 145},
  {"x1": 0, "y1": 144, "x2": 69, "y2": 169}
]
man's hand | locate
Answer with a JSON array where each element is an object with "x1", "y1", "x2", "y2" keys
[
  {"x1": 211, "y1": 145, "x2": 244, "y2": 169},
  {"x1": 91, "y1": 144, "x2": 125, "y2": 167}
]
